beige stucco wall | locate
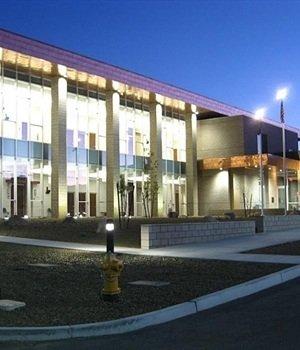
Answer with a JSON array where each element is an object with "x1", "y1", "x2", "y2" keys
[
  {"x1": 197, "y1": 116, "x2": 245, "y2": 159},
  {"x1": 198, "y1": 169, "x2": 230, "y2": 215},
  {"x1": 198, "y1": 167, "x2": 280, "y2": 215}
]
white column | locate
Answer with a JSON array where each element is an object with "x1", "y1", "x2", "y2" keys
[
  {"x1": 149, "y1": 93, "x2": 163, "y2": 216},
  {"x1": 51, "y1": 65, "x2": 68, "y2": 218},
  {"x1": 106, "y1": 80, "x2": 120, "y2": 218},
  {"x1": 185, "y1": 104, "x2": 198, "y2": 216}
]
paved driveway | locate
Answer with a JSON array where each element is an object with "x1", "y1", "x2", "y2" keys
[{"x1": 2, "y1": 277, "x2": 300, "y2": 350}]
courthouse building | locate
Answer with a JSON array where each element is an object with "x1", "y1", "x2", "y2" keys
[{"x1": 0, "y1": 29, "x2": 299, "y2": 219}]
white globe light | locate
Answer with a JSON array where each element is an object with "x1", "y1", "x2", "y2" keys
[
  {"x1": 254, "y1": 108, "x2": 266, "y2": 120},
  {"x1": 276, "y1": 88, "x2": 288, "y2": 101}
]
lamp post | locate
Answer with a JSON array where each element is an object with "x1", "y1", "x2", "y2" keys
[
  {"x1": 276, "y1": 88, "x2": 288, "y2": 215},
  {"x1": 254, "y1": 108, "x2": 266, "y2": 216}
]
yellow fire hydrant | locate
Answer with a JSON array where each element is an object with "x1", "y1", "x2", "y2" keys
[{"x1": 101, "y1": 252, "x2": 124, "y2": 301}]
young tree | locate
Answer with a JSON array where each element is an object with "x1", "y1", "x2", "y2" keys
[{"x1": 143, "y1": 153, "x2": 159, "y2": 218}]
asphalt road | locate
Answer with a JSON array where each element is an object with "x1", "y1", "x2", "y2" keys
[{"x1": 2, "y1": 277, "x2": 300, "y2": 350}]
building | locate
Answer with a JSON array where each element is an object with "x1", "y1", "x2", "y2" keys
[
  {"x1": 198, "y1": 115, "x2": 299, "y2": 215},
  {"x1": 0, "y1": 29, "x2": 299, "y2": 219}
]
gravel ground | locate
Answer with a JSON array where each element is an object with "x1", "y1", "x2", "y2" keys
[
  {"x1": 246, "y1": 240, "x2": 300, "y2": 256},
  {"x1": 0, "y1": 243, "x2": 290, "y2": 327}
]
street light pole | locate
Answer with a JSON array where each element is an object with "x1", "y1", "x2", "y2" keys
[
  {"x1": 281, "y1": 101, "x2": 287, "y2": 215},
  {"x1": 276, "y1": 88, "x2": 288, "y2": 215},
  {"x1": 255, "y1": 108, "x2": 266, "y2": 217}
]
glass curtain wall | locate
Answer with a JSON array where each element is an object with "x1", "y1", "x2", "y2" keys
[
  {"x1": 162, "y1": 107, "x2": 186, "y2": 216},
  {"x1": 119, "y1": 96, "x2": 150, "y2": 216},
  {"x1": 66, "y1": 84, "x2": 106, "y2": 217},
  {"x1": 0, "y1": 63, "x2": 51, "y2": 218}
]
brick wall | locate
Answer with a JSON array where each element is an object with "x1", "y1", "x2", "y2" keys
[
  {"x1": 141, "y1": 221, "x2": 255, "y2": 249},
  {"x1": 263, "y1": 215, "x2": 300, "y2": 232}
]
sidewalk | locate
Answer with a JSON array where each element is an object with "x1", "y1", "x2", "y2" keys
[{"x1": 0, "y1": 228, "x2": 299, "y2": 264}]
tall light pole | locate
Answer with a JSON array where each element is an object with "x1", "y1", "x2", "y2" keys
[
  {"x1": 276, "y1": 88, "x2": 288, "y2": 215},
  {"x1": 254, "y1": 108, "x2": 266, "y2": 216}
]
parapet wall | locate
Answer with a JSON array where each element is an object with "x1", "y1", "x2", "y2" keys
[
  {"x1": 141, "y1": 221, "x2": 255, "y2": 249},
  {"x1": 263, "y1": 215, "x2": 300, "y2": 232}
]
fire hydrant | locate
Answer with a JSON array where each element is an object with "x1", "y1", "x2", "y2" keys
[{"x1": 101, "y1": 252, "x2": 124, "y2": 301}]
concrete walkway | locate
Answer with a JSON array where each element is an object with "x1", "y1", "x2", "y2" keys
[{"x1": 0, "y1": 228, "x2": 299, "y2": 264}]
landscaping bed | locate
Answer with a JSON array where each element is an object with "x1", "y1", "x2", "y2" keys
[
  {"x1": 0, "y1": 218, "x2": 141, "y2": 248},
  {"x1": 0, "y1": 243, "x2": 291, "y2": 327},
  {"x1": 0, "y1": 216, "x2": 255, "y2": 248},
  {"x1": 246, "y1": 240, "x2": 300, "y2": 256}
]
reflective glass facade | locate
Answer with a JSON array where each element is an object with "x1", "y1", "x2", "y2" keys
[
  {"x1": 0, "y1": 29, "x2": 298, "y2": 219},
  {"x1": 0, "y1": 65, "x2": 51, "y2": 218}
]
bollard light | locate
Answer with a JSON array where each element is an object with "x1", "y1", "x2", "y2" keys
[
  {"x1": 105, "y1": 218, "x2": 115, "y2": 253},
  {"x1": 101, "y1": 218, "x2": 123, "y2": 301},
  {"x1": 105, "y1": 220, "x2": 115, "y2": 232}
]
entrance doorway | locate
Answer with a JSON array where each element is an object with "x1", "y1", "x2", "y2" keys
[
  {"x1": 128, "y1": 182, "x2": 134, "y2": 216},
  {"x1": 67, "y1": 192, "x2": 75, "y2": 216},
  {"x1": 89, "y1": 193, "x2": 96, "y2": 217},
  {"x1": 11, "y1": 177, "x2": 27, "y2": 216}
]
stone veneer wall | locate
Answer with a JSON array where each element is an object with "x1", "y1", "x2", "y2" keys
[
  {"x1": 141, "y1": 221, "x2": 255, "y2": 249},
  {"x1": 263, "y1": 215, "x2": 300, "y2": 232}
]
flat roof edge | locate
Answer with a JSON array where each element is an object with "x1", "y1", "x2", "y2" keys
[
  {"x1": 0, "y1": 28, "x2": 246, "y2": 116},
  {"x1": 0, "y1": 29, "x2": 299, "y2": 135}
]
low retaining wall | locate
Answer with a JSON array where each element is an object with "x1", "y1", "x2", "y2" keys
[
  {"x1": 264, "y1": 215, "x2": 300, "y2": 232},
  {"x1": 141, "y1": 221, "x2": 255, "y2": 249}
]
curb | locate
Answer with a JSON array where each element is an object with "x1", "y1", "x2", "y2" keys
[{"x1": 1, "y1": 264, "x2": 300, "y2": 342}]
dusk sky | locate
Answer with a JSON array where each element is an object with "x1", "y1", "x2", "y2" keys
[{"x1": 0, "y1": 0, "x2": 299, "y2": 128}]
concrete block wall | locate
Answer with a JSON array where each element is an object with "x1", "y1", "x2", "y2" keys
[
  {"x1": 141, "y1": 221, "x2": 255, "y2": 249},
  {"x1": 264, "y1": 215, "x2": 300, "y2": 232}
]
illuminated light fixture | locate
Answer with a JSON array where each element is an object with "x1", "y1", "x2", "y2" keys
[
  {"x1": 254, "y1": 165, "x2": 258, "y2": 168},
  {"x1": 269, "y1": 167, "x2": 272, "y2": 170},
  {"x1": 66, "y1": 213, "x2": 71, "y2": 217},
  {"x1": 106, "y1": 219, "x2": 115, "y2": 232},
  {"x1": 4, "y1": 216, "x2": 9, "y2": 221},
  {"x1": 254, "y1": 108, "x2": 266, "y2": 120},
  {"x1": 73, "y1": 215, "x2": 78, "y2": 219},
  {"x1": 280, "y1": 169, "x2": 283, "y2": 172},
  {"x1": 276, "y1": 88, "x2": 288, "y2": 101},
  {"x1": 23, "y1": 215, "x2": 29, "y2": 220},
  {"x1": 219, "y1": 167, "x2": 223, "y2": 171}
]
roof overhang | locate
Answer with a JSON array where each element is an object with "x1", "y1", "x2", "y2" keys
[
  {"x1": 0, "y1": 28, "x2": 299, "y2": 136},
  {"x1": 199, "y1": 154, "x2": 300, "y2": 172},
  {"x1": 0, "y1": 28, "x2": 247, "y2": 116}
]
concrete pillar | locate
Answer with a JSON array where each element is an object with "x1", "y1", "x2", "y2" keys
[
  {"x1": 106, "y1": 81, "x2": 120, "y2": 218},
  {"x1": 268, "y1": 166, "x2": 278, "y2": 209},
  {"x1": 185, "y1": 105, "x2": 198, "y2": 216},
  {"x1": 149, "y1": 93, "x2": 163, "y2": 216},
  {"x1": 51, "y1": 65, "x2": 68, "y2": 218},
  {"x1": 0, "y1": 47, "x2": 2, "y2": 217},
  {"x1": 298, "y1": 170, "x2": 300, "y2": 209},
  {"x1": 228, "y1": 169, "x2": 234, "y2": 210}
]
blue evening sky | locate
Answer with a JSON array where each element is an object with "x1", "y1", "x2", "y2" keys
[{"x1": 0, "y1": 0, "x2": 299, "y2": 128}]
